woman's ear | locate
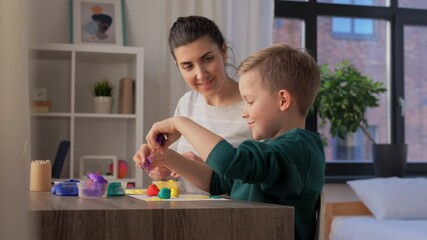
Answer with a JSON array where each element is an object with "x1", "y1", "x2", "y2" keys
[
  {"x1": 222, "y1": 43, "x2": 228, "y2": 61},
  {"x1": 278, "y1": 89, "x2": 291, "y2": 111}
]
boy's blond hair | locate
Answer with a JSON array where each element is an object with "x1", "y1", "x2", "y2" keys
[{"x1": 237, "y1": 43, "x2": 320, "y2": 117}]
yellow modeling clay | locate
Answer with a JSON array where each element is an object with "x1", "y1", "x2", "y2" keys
[
  {"x1": 170, "y1": 187, "x2": 180, "y2": 198},
  {"x1": 125, "y1": 189, "x2": 146, "y2": 195}
]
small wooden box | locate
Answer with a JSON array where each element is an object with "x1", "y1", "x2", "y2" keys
[{"x1": 31, "y1": 100, "x2": 51, "y2": 113}]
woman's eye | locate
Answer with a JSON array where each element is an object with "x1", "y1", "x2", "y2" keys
[
  {"x1": 183, "y1": 65, "x2": 193, "y2": 70},
  {"x1": 204, "y1": 56, "x2": 213, "y2": 62}
]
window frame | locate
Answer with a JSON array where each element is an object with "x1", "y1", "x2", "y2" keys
[{"x1": 275, "y1": 0, "x2": 427, "y2": 182}]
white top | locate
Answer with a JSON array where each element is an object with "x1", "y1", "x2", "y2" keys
[{"x1": 172, "y1": 91, "x2": 252, "y2": 193}]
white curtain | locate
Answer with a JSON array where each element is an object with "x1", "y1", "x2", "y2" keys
[
  {"x1": 167, "y1": 0, "x2": 274, "y2": 64},
  {"x1": 0, "y1": 0, "x2": 32, "y2": 239},
  {"x1": 125, "y1": 0, "x2": 274, "y2": 136}
]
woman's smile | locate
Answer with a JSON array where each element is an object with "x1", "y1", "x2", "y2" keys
[{"x1": 198, "y1": 78, "x2": 214, "y2": 90}]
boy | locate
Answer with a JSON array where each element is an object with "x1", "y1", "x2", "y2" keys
[{"x1": 134, "y1": 43, "x2": 325, "y2": 240}]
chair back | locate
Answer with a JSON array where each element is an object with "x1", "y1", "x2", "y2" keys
[{"x1": 313, "y1": 191, "x2": 325, "y2": 240}]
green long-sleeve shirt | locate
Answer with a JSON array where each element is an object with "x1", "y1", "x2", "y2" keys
[{"x1": 207, "y1": 128, "x2": 325, "y2": 240}]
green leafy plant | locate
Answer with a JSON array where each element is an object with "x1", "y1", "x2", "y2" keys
[
  {"x1": 91, "y1": 79, "x2": 114, "y2": 97},
  {"x1": 313, "y1": 60, "x2": 386, "y2": 144}
]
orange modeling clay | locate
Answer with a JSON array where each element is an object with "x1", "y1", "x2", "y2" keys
[{"x1": 147, "y1": 184, "x2": 160, "y2": 196}]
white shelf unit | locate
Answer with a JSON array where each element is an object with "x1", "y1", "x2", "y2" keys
[{"x1": 29, "y1": 43, "x2": 144, "y2": 185}]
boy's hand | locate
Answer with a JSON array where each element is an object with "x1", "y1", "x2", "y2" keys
[
  {"x1": 181, "y1": 151, "x2": 204, "y2": 163},
  {"x1": 169, "y1": 151, "x2": 204, "y2": 178},
  {"x1": 146, "y1": 117, "x2": 183, "y2": 152}
]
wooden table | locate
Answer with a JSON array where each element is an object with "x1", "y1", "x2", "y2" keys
[{"x1": 30, "y1": 192, "x2": 294, "y2": 240}]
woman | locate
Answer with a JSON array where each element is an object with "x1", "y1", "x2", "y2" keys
[{"x1": 148, "y1": 15, "x2": 252, "y2": 193}]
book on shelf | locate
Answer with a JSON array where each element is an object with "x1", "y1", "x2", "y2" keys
[
  {"x1": 52, "y1": 140, "x2": 70, "y2": 179},
  {"x1": 119, "y1": 77, "x2": 134, "y2": 114}
]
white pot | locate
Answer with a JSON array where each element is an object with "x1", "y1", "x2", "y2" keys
[{"x1": 93, "y1": 96, "x2": 113, "y2": 113}]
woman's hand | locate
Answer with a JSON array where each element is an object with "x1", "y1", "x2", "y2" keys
[
  {"x1": 146, "y1": 117, "x2": 184, "y2": 152},
  {"x1": 133, "y1": 144, "x2": 166, "y2": 173},
  {"x1": 133, "y1": 144, "x2": 151, "y2": 170}
]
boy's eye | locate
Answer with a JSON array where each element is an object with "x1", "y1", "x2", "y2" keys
[{"x1": 246, "y1": 101, "x2": 254, "y2": 105}]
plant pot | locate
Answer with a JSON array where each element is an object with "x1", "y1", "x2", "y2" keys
[
  {"x1": 93, "y1": 96, "x2": 113, "y2": 114},
  {"x1": 373, "y1": 143, "x2": 407, "y2": 177}
]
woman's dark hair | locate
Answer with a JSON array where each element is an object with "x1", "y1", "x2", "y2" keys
[{"x1": 168, "y1": 16, "x2": 226, "y2": 60}]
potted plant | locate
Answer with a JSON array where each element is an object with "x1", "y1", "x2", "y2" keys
[
  {"x1": 91, "y1": 79, "x2": 114, "y2": 114},
  {"x1": 314, "y1": 60, "x2": 407, "y2": 177}
]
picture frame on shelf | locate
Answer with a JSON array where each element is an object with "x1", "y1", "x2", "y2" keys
[
  {"x1": 70, "y1": 0, "x2": 126, "y2": 45},
  {"x1": 80, "y1": 155, "x2": 118, "y2": 180}
]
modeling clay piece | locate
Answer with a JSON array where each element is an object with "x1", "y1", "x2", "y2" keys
[
  {"x1": 156, "y1": 134, "x2": 166, "y2": 145},
  {"x1": 168, "y1": 179, "x2": 179, "y2": 189},
  {"x1": 158, "y1": 188, "x2": 171, "y2": 199},
  {"x1": 87, "y1": 173, "x2": 108, "y2": 183},
  {"x1": 107, "y1": 182, "x2": 125, "y2": 196},
  {"x1": 154, "y1": 179, "x2": 180, "y2": 189},
  {"x1": 51, "y1": 179, "x2": 80, "y2": 196},
  {"x1": 83, "y1": 173, "x2": 108, "y2": 197},
  {"x1": 143, "y1": 134, "x2": 166, "y2": 173},
  {"x1": 143, "y1": 156, "x2": 152, "y2": 173},
  {"x1": 170, "y1": 187, "x2": 180, "y2": 198},
  {"x1": 147, "y1": 184, "x2": 160, "y2": 196}
]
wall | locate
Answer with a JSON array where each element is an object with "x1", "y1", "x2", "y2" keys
[
  {"x1": 31, "y1": 0, "x2": 222, "y2": 135},
  {"x1": 31, "y1": 0, "x2": 193, "y2": 136},
  {"x1": 30, "y1": 0, "x2": 273, "y2": 137}
]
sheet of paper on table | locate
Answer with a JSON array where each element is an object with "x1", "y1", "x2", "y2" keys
[{"x1": 126, "y1": 189, "x2": 228, "y2": 201}]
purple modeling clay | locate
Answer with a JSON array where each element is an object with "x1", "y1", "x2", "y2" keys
[
  {"x1": 156, "y1": 134, "x2": 166, "y2": 145},
  {"x1": 87, "y1": 173, "x2": 108, "y2": 183},
  {"x1": 143, "y1": 134, "x2": 166, "y2": 173},
  {"x1": 143, "y1": 156, "x2": 152, "y2": 173},
  {"x1": 84, "y1": 173, "x2": 107, "y2": 197}
]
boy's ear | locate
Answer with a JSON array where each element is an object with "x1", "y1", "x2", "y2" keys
[{"x1": 278, "y1": 89, "x2": 291, "y2": 111}]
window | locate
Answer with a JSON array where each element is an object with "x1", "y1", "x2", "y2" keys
[
  {"x1": 332, "y1": 17, "x2": 375, "y2": 39},
  {"x1": 333, "y1": 127, "x2": 376, "y2": 161},
  {"x1": 274, "y1": 0, "x2": 427, "y2": 181},
  {"x1": 404, "y1": 25, "x2": 427, "y2": 162},
  {"x1": 331, "y1": 0, "x2": 376, "y2": 39},
  {"x1": 317, "y1": 15, "x2": 388, "y2": 163},
  {"x1": 318, "y1": 0, "x2": 383, "y2": 7},
  {"x1": 273, "y1": 18, "x2": 304, "y2": 48},
  {"x1": 399, "y1": 0, "x2": 427, "y2": 9}
]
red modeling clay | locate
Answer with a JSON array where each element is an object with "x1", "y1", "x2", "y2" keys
[{"x1": 147, "y1": 184, "x2": 160, "y2": 196}]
